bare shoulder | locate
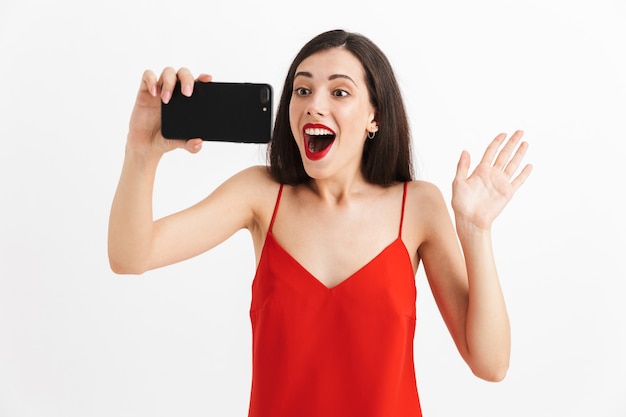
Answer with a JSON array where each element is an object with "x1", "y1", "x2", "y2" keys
[
  {"x1": 403, "y1": 180, "x2": 452, "y2": 245},
  {"x1": 406, "y1": 179, "x2": 447, "y2": 208},
  {"x1": 221, "y1": 164, "x2": 281, "y2": 223},
  {"x1": 219, "y1": 164, "x2": 280, "y2": 202},
  {"x1": 227, "y1": 165, "x2": 277, "y2": 188}
]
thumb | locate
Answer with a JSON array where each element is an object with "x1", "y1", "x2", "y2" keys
[
  {"x1": 163, "y1": 138, "x2": 203, "y2": 154},
  {"x1": 454, "y1": 150, "x2": 470, "y2": 182},
  {"x1": 183, "y1": 138, "x2": 203, "y2": 154}
]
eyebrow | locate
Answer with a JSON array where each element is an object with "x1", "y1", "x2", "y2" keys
[{"x1": 294, "y1": 71, "x2": 357, "y2": 87}]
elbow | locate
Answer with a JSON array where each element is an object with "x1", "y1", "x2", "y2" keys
[
  {"x1": 470, "y1": 361, "x2": 509, "y2": 382},
  {"x1": 109, "y1": 261, "x2": 145, "y2": 276},
  {"x1": 110, "y1": 265, "x2": 144, "y2": 276},
  {"x1": 463, "y1": 338, "x2": 511, "y2": 382},
  {"x1": 108, "y1": 254, "x2": 148, "y2": 276},
  {"x1": 108, "y1": 242, "x2": 151, "y2": 275},
  {"x1": 474, "y1": 367, "x2": 508, "y2": 383}
]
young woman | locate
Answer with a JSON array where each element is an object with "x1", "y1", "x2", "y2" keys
[{"x1": 109, "y1": 29, "x2": 532, "y2": 417}]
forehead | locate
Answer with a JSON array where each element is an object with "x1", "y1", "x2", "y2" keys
[{"x1": 295, "y1": 48, "x2": 366, "y2": 82}]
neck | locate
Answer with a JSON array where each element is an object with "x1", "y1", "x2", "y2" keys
[{"x1": 307, "y1": 171, "x2": 372, "y2": 204}]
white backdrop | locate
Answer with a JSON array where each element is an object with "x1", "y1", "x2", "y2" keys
[{"x1": 1, "y1": 0, "x2": 625, "y2": 416}]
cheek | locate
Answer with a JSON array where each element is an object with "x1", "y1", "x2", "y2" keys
[
  {"x1": 336, "y1": 107, "x2": 365, "y2": 134},
  {"x1": 288, "y1": 103, "x2": 301, "y2": 137}
]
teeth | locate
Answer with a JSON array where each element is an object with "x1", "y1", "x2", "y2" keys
[{"x1": 305, "y1": 127, "x2": 333, "y2": 136}]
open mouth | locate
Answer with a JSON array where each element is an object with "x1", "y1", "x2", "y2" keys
[{"x1": 304, "y1": 125, "x2": 336, "y2": 161}]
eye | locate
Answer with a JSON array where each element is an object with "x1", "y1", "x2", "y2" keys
[
  {"x1": 332, "y1": 89, "x2": 349, "y2": 97},
  {"x1": 294, "y1": 87, "x2": 310, "y2": 96}
]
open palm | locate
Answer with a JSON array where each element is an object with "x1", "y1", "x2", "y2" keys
[{"x1": 451, "y1": 130, "x2": 533, "y2": 230}]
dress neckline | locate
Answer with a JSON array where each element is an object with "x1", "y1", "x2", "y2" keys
[{"x1": 265, "y1": 231, "x2": 410, "y2": 291}]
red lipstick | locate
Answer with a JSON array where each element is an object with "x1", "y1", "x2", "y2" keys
[{"x1": 303, "y1": 123, "x2": 336, "y2": 161}]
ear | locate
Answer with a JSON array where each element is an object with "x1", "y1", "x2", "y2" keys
[{"x1": 367, "y1": 119, "x2": 379, "y2": 133}]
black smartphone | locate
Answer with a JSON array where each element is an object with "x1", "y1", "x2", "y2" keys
[{"x1": 161, "y1": 81, "x2": 273, "y2": 143}]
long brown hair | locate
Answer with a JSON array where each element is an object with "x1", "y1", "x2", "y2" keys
[{"x1": 268, "y1": 29, "x2": 414, "y2": 186}]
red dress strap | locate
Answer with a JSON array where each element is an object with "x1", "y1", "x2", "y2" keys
[
  {"x1": 268, "y1": 184, "x2": 284, "y2": 233},
  {"x1": 398, "y1": 181, "x2": 408, "y2": 238}
]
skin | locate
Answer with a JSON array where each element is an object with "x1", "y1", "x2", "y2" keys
[{"x1": 108, "y1": 48, "x2": 532, "y2": 383}]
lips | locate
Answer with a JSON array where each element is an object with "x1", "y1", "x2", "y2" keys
[{"x1": 303, "y1": 123, "x2": 336, "y2": 161}]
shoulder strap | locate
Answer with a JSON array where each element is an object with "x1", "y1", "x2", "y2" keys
[
  {"x1": 268, "y1": 184, "x2": 284, "y2": 233},
  {"x1": 398, "y1": 181, "x2": 408, "y2": 238}
]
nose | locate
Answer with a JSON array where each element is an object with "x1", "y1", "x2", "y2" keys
[{"x1": 305, "y1": 92, "x2": 326, "y2": 117}]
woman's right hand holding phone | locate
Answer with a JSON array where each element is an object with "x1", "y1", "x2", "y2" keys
[
  {"x1": 109, "y1": 67, "x2": 212, "y2": 274},
  {"x1": 127, "y1": 67, "x2": 212, "y2": 158}
]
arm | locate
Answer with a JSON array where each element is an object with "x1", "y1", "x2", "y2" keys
[
  {"x1": 108, "y1": 68, "x2": 264, "y2": 274},
  {"x1": 420, "y1": 131, "x2": 532, "y2": 382}
]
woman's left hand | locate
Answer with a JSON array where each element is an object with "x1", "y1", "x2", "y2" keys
[{"x1": 451, "y1": 130, "x2": 533, "y2": 230}]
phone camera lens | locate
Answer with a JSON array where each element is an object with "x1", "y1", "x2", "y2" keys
[{"x1": 260, "y1": 86, "x2": 270, "y2": 104}]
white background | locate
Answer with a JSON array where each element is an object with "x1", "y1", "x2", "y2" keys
[{"x1": 1, "y1": 0, "x2": 625, "y2": 416}]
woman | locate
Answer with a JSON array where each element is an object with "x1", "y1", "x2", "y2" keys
[{"x1": 109, "y1": 29, "x2": 532, "y2": 416}]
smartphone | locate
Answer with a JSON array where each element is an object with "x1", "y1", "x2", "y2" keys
[{"x1": 161, "y1": 81, "x2": 273, "y2": 143}]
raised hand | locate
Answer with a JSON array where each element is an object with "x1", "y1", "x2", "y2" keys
[
  {"x1": 127, "y1": 67, "x2": 212, "y2": 157},
  {"x1": 451, "y1": 130, "x2": 533, "y2": 230}
]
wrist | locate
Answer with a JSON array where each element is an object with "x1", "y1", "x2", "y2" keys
[
  {"x1": 455, "y1": 215, "x2": 492, "y2": 240},
  {"x1": 453, "y1": 206, "x2": 495, "y2": 233},
  {"x1": 125, "y1": 133, "x2": 165, "y2": 162},
  {"x1": 123, "y1": 141, "x2": 163, "y2": 170}
]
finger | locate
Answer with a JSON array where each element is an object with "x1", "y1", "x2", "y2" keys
[
  {"x1": 479, "y1": 132, "x2": 507, "y2": 166},
  {"x1": 184, "y1": 138, "x2": 203, "y2": 154},
  {"x1": 159, "y1": 66, "x2": 177, "y2": 104},
  {"x1": 493, "y1": 130, "x2": 524, "y2": 170},
  {"x1": 510, "y1": 163, "x2": 533, "y2": 191},
  {"x1": 454, "y1": 150, "x2": 471, "y2": 182},
  {"x1": 197, "y1": 73, "x2": 213, "y2": 83},
  {"x1": 503, "y1": 140, "x2": 529, "y2": 179},
  {"x1": 176, "y1": 67, "x2": 195, "y2": 97},
  {"x1": 141, "y1": 69, "x2": 158, "y2": 97},
  {"x1": 162, "y1": 137, "x2": 203, "y2": 154}
]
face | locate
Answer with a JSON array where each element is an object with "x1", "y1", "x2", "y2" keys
[{"x1": 289, "y1": 48, "x2": 378, "y2": 180}]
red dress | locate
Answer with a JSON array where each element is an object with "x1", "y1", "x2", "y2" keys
[{"x1": 249, "y1": 182, "x2": 421, "y2": 416}]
